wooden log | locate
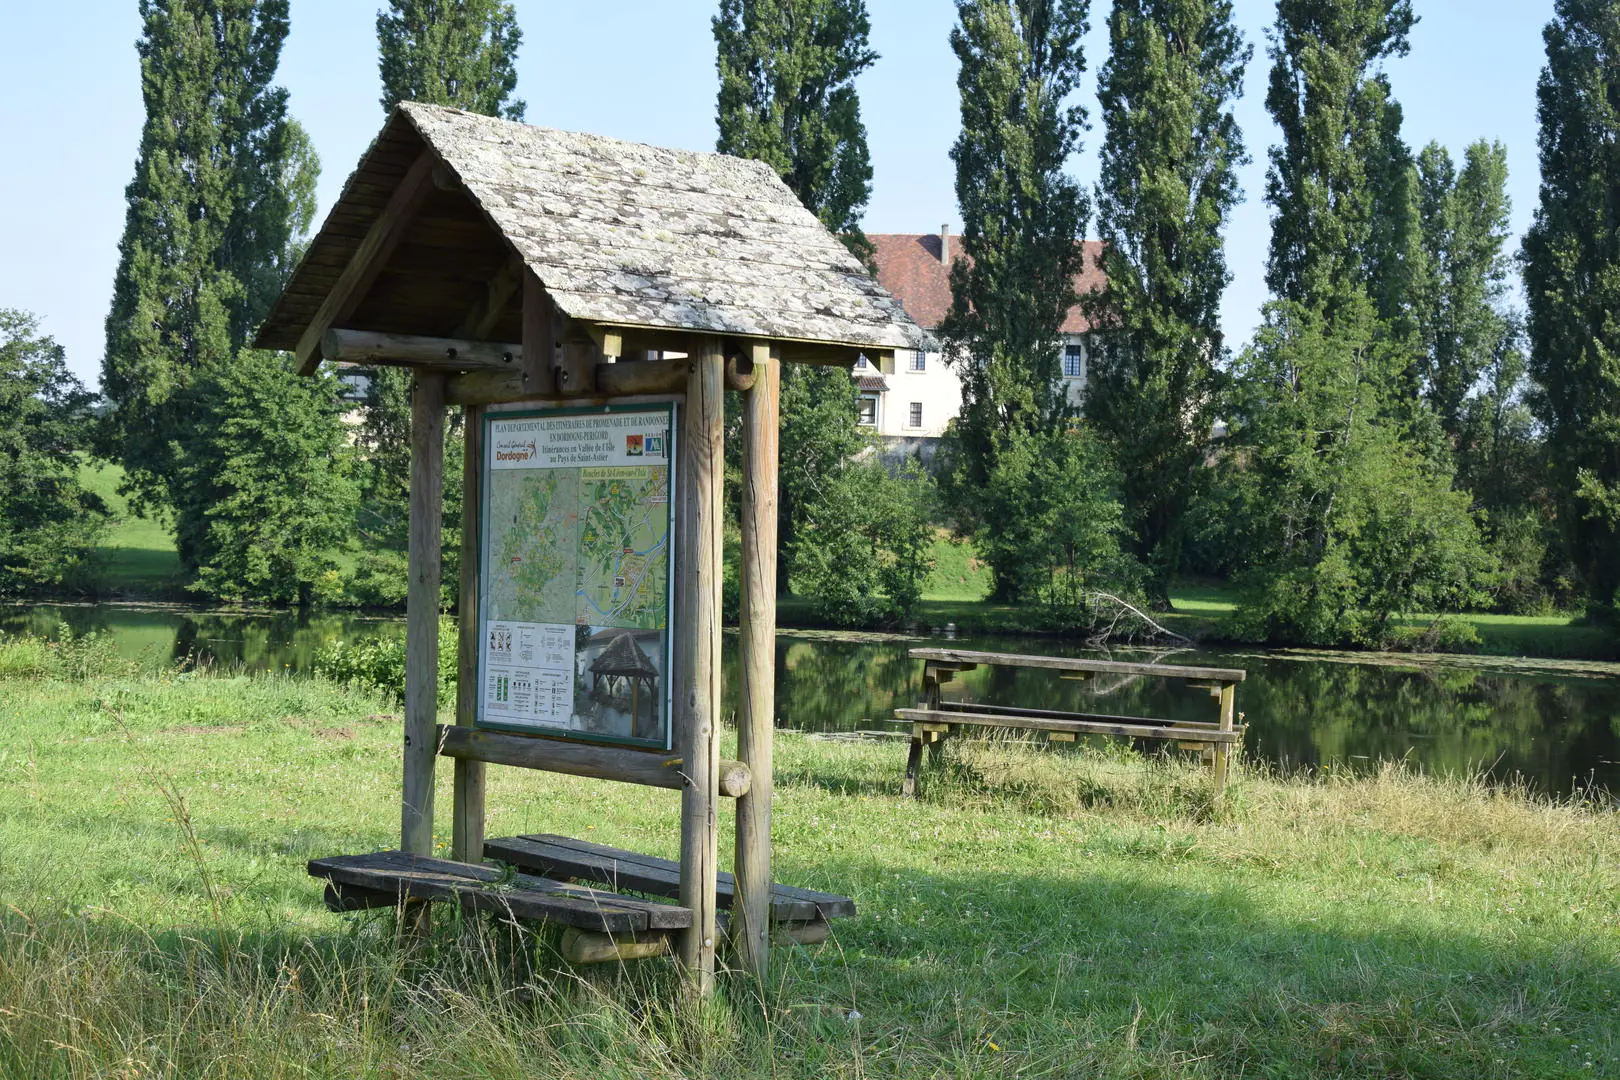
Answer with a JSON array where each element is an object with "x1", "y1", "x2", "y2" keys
[
  {"x1": 560, "y1": 927, "x2": 674, "y2": 965},
  {"x1": 296, "y1": 151, "x2": 437, "y2": 374},
  {"x1": 521, "y1": 270, "x2": 558, "y2": 397},
  {"x1": 892, "y1": 709, "x2": 1244, "y2": 743},
  {"x1": 435, "y1": 725, "x2": 750, "y2": 797},
  {"x1": 676, "y1": 337, "x2": 725, "y2": 995},
  {"x1": 402, "y1": 373, "x2": 445, "y2": 857},
  {"x1": 452, "y1": 403, "x2": 485, "y2": 864},
  {"x1": 444, "y1": 354, "x2": 757, "y2": 406},
  {"x1": 321, "y1": 328, "x2": 519, "y2": 370},
  {"x1": 483, "y1": 833, "x2": 855, "y2": 921},
  {"x1": 773, "y1": 918, "x2": 832, "y2": 947},
  {"x1": 907, "y1": 647, "x2": 1246, "y2": 683},
  {"x1": 734, "y1": 344, "x2": 779, "y2": 981}
]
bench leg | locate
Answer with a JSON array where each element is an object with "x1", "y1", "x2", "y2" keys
[{"x1": 903, "y1": 737, "x2": 924, "y2": 797}]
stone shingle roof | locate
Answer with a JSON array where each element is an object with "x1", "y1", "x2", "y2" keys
[
  {"x1": 256, "y1": 104, "x2": 926, "y2": 354},
  {"x1": 867, "y1": 234, "x2": 1108, "y2": 334}
]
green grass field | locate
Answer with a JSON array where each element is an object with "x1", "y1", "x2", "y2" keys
[
  {"x1": 0, "y1": 650, "x2": 1615, "y2": 1078},
  {"x1": 77, "y1": 459, "x2": 187, "y2": 598}
]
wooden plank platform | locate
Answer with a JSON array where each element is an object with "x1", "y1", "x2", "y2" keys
[
  {"x1": 908, "y1": 647, "x2": 1246, "y2": 683},
  {"x1": 893, "y1": 708, "x2": 1244, "y2": 744},
  {"x1": 308, "y1": 850, "x2": 693, "y2": 933},
  {"x1": 483, "y1": 834, "x2": 856, "y2": 922}
]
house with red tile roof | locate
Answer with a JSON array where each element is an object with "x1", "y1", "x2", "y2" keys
[{"x1": 857, "y1": 229, "x2": 1109, "y2": 441}]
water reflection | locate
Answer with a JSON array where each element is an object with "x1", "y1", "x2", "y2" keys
[{"x1": 6, "y1": 603, "x2": 1617, "y2": 797}]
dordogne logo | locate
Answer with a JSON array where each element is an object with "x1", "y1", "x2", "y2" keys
[{"x1": 494, "y1": 438, "x2": 538, "y2": 464}]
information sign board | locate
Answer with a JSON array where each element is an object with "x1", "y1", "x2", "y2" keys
[{"x1": 477, "y1": 404, "x2": 676, "y2": 749}]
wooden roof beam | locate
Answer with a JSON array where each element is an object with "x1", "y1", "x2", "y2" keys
[
  {"x1": 295, "y1": 150, "x2": 439, "y2": 375},
  {"x1": 456, "y1": 256, "x2": 525, "y2": 340},
  {"x1": 321, "y1": 328, "x2": 519, "y2": 371}
]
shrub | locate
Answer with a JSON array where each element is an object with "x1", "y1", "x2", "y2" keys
[
  {"x1": 312, "y1": 617, "x2": 457, "y2": 704},
  {"x1": 0, "y1": 623, "x2": 135, "y2": 680}
]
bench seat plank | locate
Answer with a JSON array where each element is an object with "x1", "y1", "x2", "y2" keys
[
  {"x1": 483, "y1": 834, "x2": 856, "y2": 921},
  {"x1": 309, "y1": 850, "x2": 693, "y2": 932},
  {"x1": 934, "y1": 700, "x2": 1237, "y2": 733},
  {"x1": 893, "y1": 708, "x2": 1244, "y2": 744},
  {"x1": 908, "y1": 647, "x2": 1246, "y2": 683}
]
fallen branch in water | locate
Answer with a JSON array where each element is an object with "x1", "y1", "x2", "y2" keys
[{"x1": 1082, "y1": 592, "x2": 1193, "y2": 648}]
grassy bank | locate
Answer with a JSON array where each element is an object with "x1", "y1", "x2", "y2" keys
[
  {"x1": 0, "y1": 659, "x2": 1615, "y2": 1077},
  {"x1": 76, "y1": 460, "x2": 188, "y2": 600}
]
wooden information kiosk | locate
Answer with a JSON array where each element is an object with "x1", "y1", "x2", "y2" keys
[{"x1": 253, "y1": 103, "x2": 926, "y2": 992}]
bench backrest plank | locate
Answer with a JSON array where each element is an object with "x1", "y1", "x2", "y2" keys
[{"x1": 909, "y1": 648, "x2": 1245, "y2": 683}]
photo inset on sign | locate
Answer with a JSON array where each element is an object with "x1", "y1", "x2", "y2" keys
[
  {"x1": 573, "y1": 625, "x2": 664, "y2": 742},
  {"x1": 478, "y1": 404, "x2": 676, "y2": 749}
]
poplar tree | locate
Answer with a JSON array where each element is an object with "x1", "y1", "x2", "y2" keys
[
  {"x1": 377, "y1": 0, "x2": 525, "y2": 119},
  {"x1": 1227, "y1": 0, "x2": 1492, "y2": 645},
  {"x1": 1522, "y1": 0, "x2": 1620, "y2": 619},
  {"x1": 352, "y1": 0, "x2": 525, "y2": 604},
  {"x1": 102, "y1": 0, "x2": 322, "y2": 580},
  {"x1": 941, "y1": 0, "x2": 1100, "y2": 602},
  {"x1": 1263, "y1": 0, "x2": 1416, "y2": 319},
  {"x1": 1085, "y1": 0, "x2": 1250, "y2": 605},
  {"x1": 715, "y1": 0, "x2": 876, "y2": 252},
  {"x1": 713, "y1": 0, "x2": 877, "y2": 595},
  {"x1": 1414, "y1": 140, "x2": 1514, "y2": 440}
]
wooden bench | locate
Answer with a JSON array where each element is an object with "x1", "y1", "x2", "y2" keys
[
  {"x1": 309, "y1": 835, "x2": 855, "y2": 964},
  {"x1": 894, "y1": 648, "x2": 1247, "y2": 796}
]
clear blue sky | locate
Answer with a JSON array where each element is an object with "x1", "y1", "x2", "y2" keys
[{"x1": 0, "y1": 0, "x2": 1552, "y2": 386}]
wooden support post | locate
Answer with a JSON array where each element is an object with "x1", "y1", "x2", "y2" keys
[
  {"x1": 403, "y1": 373, "x2": 445, "y2": 857},
  {"x1": 734, "y1": 344, "x2": 779, "y2": 981},
  {"x1": 1213, "y1": 682, "x2": 1236, "y2": 793},
  {"x1": 521, "y1": 271, "x2": 557, "y2": 397},
  {"x1": 676, "y1": 338, "x2": 724, "y2": 994},
  {"x1": 452, "y1": 404, "x2": 486, "y2": 863}
]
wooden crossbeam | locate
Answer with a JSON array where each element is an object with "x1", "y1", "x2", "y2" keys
[
  {"x1": 435, "y1": 725, "x2": 751, "y2": 797},
  {"x1": 296, "y1": 151, "x2": 439, "y2": 375}
]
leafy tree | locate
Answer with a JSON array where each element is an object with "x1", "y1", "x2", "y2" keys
[
  {"x1": 0, "y1": 311, "x2": 107, "y2": 596},
  {"x1": 972, "y1": 424, "x2": 1131, "y2": 607},
  {"x1": 1085, "y1": 0, "x2": 1250, "y2": 605},
  {"x1": 714, "y1": 0, "x2": 879, "y2": 594},
  {"x1": 941, "y1": 0, "x2": 1099, "y2": 602},
  {"x1": 1522, "y1": 0, "x2": 1620, "y2": 620},
  {"x1": 377, "y1": 0, "x2": 525, "y2": 119},
  {"x1": 103, "y1": 0, "x2": 318, "y2": 537},
  {"x1": 1226, "y1": 299, "x2": 1494, "y2": 645},
  {"x1": 177, "y1": 351, "x2": 356, "y2": 606},
  {"x1": 775, "y1": 364, "x2": 867, "y2": 596},
  {"x1": 791, "y1": 458, "x2": 935, "y2": 626}
]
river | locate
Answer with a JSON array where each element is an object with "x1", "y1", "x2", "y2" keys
[{"x1": 5, "y1": 602, "x2": 1617, "y2": 798}]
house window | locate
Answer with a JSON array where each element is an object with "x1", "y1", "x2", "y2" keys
[
  {"x1": 909, "y1": 350, "x2": 927, "y2": 372},
  {"x1": 1063, "y1": 344, "x2": 1084, "y2": 378},
  {"x1": 908, "y1": 402, "x2": 923, "y2": 428},
  {"x1": 857, "y1": 394, "x2": 878, "y2": 427},
  {"x1": 855, "y1": 354, "x2": 869, "y2": 369}
]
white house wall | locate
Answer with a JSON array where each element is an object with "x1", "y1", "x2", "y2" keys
[{"x1": 852, "y1": 335, "x2": 1090, "y2": 440}]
